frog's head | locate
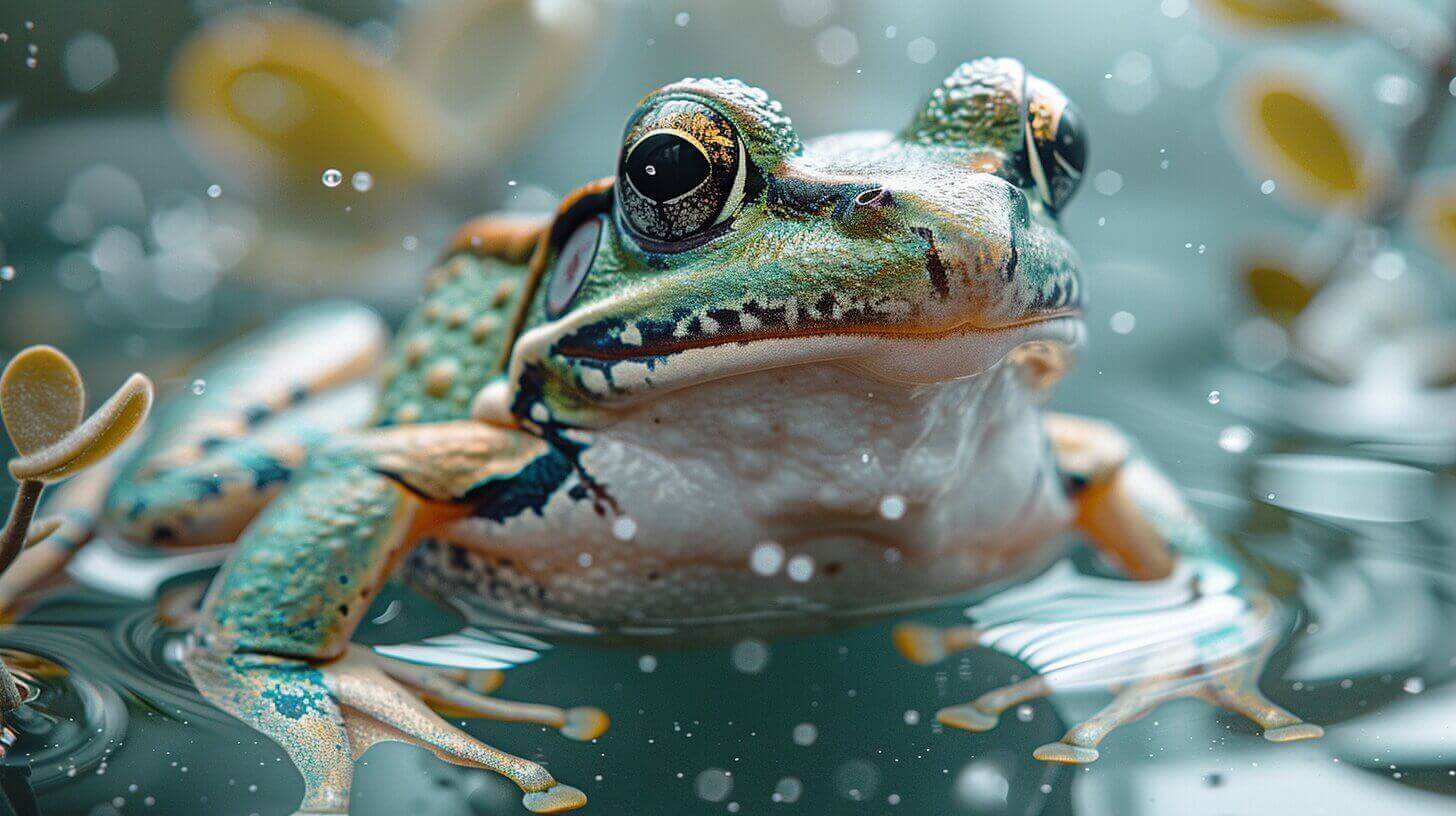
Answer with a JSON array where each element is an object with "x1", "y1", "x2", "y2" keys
[{"x1": 498, "y1": 58, "x2": 1087, "y2": 427}]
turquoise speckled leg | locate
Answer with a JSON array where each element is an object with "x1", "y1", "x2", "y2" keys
[{"x1": 185, "y1": 423, "x2": 591, "y2": 814}]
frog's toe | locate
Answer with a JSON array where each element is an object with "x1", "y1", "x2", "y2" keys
[
  {"x1": 1264, "y1": 723, "x2": 1324, "y2": 742},
  {"x1": 936, "y1": 703, "x2": 1000, "y2": 732},
  {"x1": 561, "y1": 706, "x2": 610, "y2": 741},
  {"x1": 522, "y1": 783, "x2": 588, "y2": 813},
  {"x1": 1032, "y1": 742, "x2": 1100, "y2": 764},
  {"x1": 892, "y1": 622, "x2": 981, "y2": 666}
]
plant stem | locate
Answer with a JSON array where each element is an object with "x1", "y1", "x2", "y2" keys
[{"x1": 0, "y1": 481, "x2": 42, "y2": 579}]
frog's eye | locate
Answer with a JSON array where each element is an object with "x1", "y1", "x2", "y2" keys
[
  {"x1": 546, "y1": 214, "x2": 603, "y2": 317},
  {"x1": 617, "y1": 99, "x2": 750, "y2": 246},
  {"x1": 1023, "y1": 75, "x2": 1088, "y2": 212}
]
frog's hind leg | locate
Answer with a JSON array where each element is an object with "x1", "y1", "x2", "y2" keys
[
  {"x1": 896, "y1": 413, "x2": 1321, "y2": 764},
  {"x1": 377, "y1": 657, "x2": 609, "y2": 741}
]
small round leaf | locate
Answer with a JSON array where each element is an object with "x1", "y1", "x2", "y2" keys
[{"x1": 1, "y1": 346, "x2": 85, "y2": 456}]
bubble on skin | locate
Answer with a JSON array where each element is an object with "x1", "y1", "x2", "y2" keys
[
  {"x1": 750, "y1": 542, "x2": 785, "y2": 576},
  {"x1": 772, "y1": 777, "x2": 804, "y2": 803},
  {"x1": 694, "y1": 768, "x2": 732, "y2": 802},
  {"x1": 351, "y1": 171, "x2": 374, "y2": 192},
  {"x1": 1109, "y1": 310, "x2": 1136, "y2": 334},
  {"x1": 879, "y1": 494, "x2": 907, "y2": 520},
  {"x1": 730, "y1": 638, "x2": 770, "y2": 674},
  {"x1": 612, "y1": 516, "x2": 638, "y2": 541},
  {"x1": 321, "y1": 168, "x2": 343, "y2": 188},
  {"x1": 792, "y1": 722, "x2": 818, "y2": 746},
  {"x1": 638, "y1": 654, "x2": 658, "y2": 673},
  {"x1": 1218, "y1": 424, "x2": 1254, "y2": 453},
  {"x1": 786, "y1": 554, "x2": 815, "y2": 582},
  {"x1": 906, "y1": 37, "x2": 936, "y2": 64}
]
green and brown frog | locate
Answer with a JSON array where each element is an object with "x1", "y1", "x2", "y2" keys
[{"x1": 6, "y1": 59, "x2": 1320, "y2": 814}]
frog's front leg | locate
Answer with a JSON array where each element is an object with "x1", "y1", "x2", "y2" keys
[
  {"x1": 894, "y1": 414, "x2": 1321, "y2": 764},
  {"x1": 184, "y1": 421, "x2": 596, "y2": 814}
]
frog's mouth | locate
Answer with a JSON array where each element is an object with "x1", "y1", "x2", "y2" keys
[{"x1": 542, "y1": 310, "x2": 1085, "y2": 397}]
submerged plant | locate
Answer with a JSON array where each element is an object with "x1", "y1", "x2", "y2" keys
[{"x1": 0, "y1": 346, "x2": 152, "y2": 737}]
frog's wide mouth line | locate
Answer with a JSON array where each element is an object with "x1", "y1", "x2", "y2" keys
[{"x1": 551, "y1": 309, "x2": 1085, "y2": 364}]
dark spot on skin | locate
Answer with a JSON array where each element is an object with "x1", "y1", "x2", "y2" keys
[
  {"x1": 199, "y1": 436, "x2": 226, "y2": 452},
  {"x1": 823, "y1": 563, "x2": 842, "y2": 575},
  {"x1": 150, "y1": 524, "x2": 177, "y2": 544},
  {"x1": 288, "y1": 384, "x2": 309, "y2": 405},
  {"x1": 251, "y1": 457, "x2": 292, "y2": 489},
  {"x1": 1004, "y1": 238, "x2": 1018, "y2": 282},
  {"x1": 338, "y1": 575, "x2": 349, "y2": 585},
  {"x1": 337, "y1": 604, "x2": 350, "y2": 616},
  {"x1": 243, "y1": 405, "x2": 271, "y2": 426},
  {"x1": 910, "y1": 226, "x2": 950, "y2": 299}
]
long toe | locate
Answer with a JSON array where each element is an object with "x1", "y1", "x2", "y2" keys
[{"x1": 522, "y1": 784, "x2": 588, "y2": 813}]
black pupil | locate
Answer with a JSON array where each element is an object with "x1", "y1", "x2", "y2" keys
[
  {"x1": 625, "y1": 133, "x2": 710, "y2": 202},
  {"x1": 1053, "y1": 104, "x2": 1086, "y2": 174}
]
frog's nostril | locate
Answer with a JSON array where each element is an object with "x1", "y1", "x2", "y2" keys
[{"x1": 854, "y1": 187, "x2": 892, "y2": 208}]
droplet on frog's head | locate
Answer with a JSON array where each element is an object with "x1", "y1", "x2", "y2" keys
[
  {"x1": 750, "y1": 541, "x2": 785, "y2": 576},
  {"x1": 1207, "y1": 389, "x2": 1221, "y2": 405},
  {"x1": 611, "y1": 516, "x2": 637, "y2": 541},
  {"x1": 190, "y1": 378, "x2": 207, "y2": 396},
  {"x1": 351, "y1": 171, "x2": 374, "y2": 192},
  {"x1": 321, "y1": 168, "x2": 343, "y2": 188},
  {"x1": 786, "y1": 554, "x2": 815, "y2": 583}
]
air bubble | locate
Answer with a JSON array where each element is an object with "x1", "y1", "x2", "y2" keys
[
  {"x1": 0, "y1": 265, "x2": 14, "y2": 281},
  {"x1": 321, "y1": 168, "x2": 343, "y2": 188},
  {"x1": 612, "y1": 516, "x2": 638, "y2": 541},
  {"x1": 879, "y1": 494, "x2": 907, "y2": 520},
  {"x1": 1207, "y1": 390, "x2": 1221, "y2": 405},
  {"x1": 206, "y1": 184, "x2": 222, "y2": 198},
  {"x1": 190, "y1": 379, "x2": 207, "y2": 396},
  {"x1": 351, "y1": 171, "x2": 374, "y2": 192}
]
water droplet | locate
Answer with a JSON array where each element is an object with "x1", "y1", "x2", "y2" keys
[
  {"x1": 906, "y1": 37, "x2": 937, "y2": 64},
  {"x1": 1218, "y1": 424, "x2": 1253, "y2": 453},
  {"x1": 694, "y1": 768, "x2": 732, "y2": 802},
  {"x1": 750, "y1": 541, "x2": 785, "y2": 576},
  {"x1": 786, "y1": 554, "x2": 815, "y2": 582},
  {"x1": 1403, "y1": 676, "x2": 1425, "y2": 694},
  {"x1": 1109, "y1": 310, "x2": 1136, "y2": 334},
  {"x1": 206, "y1": 184, "x2": 222, "y2": 198},
  {"x1": 321, "y1": 168, "x2": 343, "y2": 188},
  {"x1": 730, "y1": 638, "x2": 770, "y2": 674},
  {"x1": 879, "y1": 494, "x2": 907, "y2": 520},
  {"x1": 1016, "y1": 704, "x2": 1035, "y2": 722},
  {"x1": 402, "y1": 235, "x2": 419, "y2": 251},
  {"x1": 675, "y1": 11, "x2": 691, "y2": 26},
  {"x1": 25, "y1": 57, "x2": 37, "y2": 69},
  {"x1": 903, "y1": 709, "x2": 920, "y2": 725},
  {"x1": 637, "y1": 654, "x2": 658, "y2": 673},
  {"x1": 350, "y1": 171, "x2": 374, "y2": 192},
  {"x1": 1207, "y1": 390, "x2": 1221, "y2": 405},
  {"x1": 190, "y1": 379, "x2": 207, "y2": 396},
  {"x1": 0, "y1": 265, "x2": 14, "y2": 281},
  {"x1": 1094, "y1": 169, "x2": 1124, "y2": 196},
  {"x1": 772, "y1": 777, "x2": 803, "y2": 803},
  {"x1": 1260, "y1": 179, "x2": 1276, "y2": 195},
  {"x1": 792, "y1": 722, "x2": 818, "y2": 746},
  {"x1": 576, "y1": 552, "x2": 592, "y2": 567},
  {"x1": 884, "y1": 25, "x2": 897, "y2": 38},
  {"x1": 611, "y1": 516, "x2": 638, "y2": 541}
]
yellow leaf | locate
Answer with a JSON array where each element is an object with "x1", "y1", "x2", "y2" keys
[
  {"x1": 1201, "y1": 0, "x2": 1342, "y2": 27},
  {"x1": 1, "y1": 346, "x2": 85, "y2": 457},
  {"x1": 9, "y1": 373, "x2": 152, "y2": 484},
  {"x1": 1412, "y1": 175, "x2": 1456, "y2": 272},
  {"x1": 1233, "y1": 70, "x2": 1369, "y2": 208}
]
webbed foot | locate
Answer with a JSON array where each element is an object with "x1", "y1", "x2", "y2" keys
[{"x1": 185, "y1": 646, "x2": 592, "y2": 814}]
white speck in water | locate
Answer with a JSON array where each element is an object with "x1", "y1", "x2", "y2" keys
[
  {"x1": 1260, "y1": 179, "x2": 1277, "y2": 195},
  {"x1": 731, "y1": 638, "x2": 770, "y2": 673},
  {"x1": 1016, "y1": 704, "x2": 1035, "y2": 722},
  {"x1": 884, "y1": 25, "x2": 897, "y2": 38},
  {"x1": 1093, "y1": 169, "x2": 1123, "y2": 196},
  {"x1": 792, "y1": 722, "x2": 818, "y2": 746},
  {"x1": 1403, "y1": 676, "x2": 1425, "y2": 694},
  {"x1": 611, "y1": 516, "x2": 638, "y2": 541},
  {"x1": 903, "y1": 709, "x2": 920, "y2": 725},
  {"x1": 350, "y1": 171, "x2": 374, "y2": 192},
  {"x1": 772, "y1": 777, "x2": 803, "y2": 803},
  {"x1": 0, "y1": 265, "x2": 14, "y2": 281},
  {"x1": 786, "y1": 554, "x2": 815, "y2": 583},
  {"x1": 694, "y1": 768, "x2": 732, "y2": 802},
  {"x1": 206, "y1": 184, "x2": 222, "y2": 198},
  {"x1": 190, "y1": 378, "x2": 207, "y2": 396},
  {"x1": 638, "y1": 654, "x2": 658, "y2": 673},
  {"x1": 1218, "y1": 424, "x2": 1254, "y2": 453},
  {"x1": 321, "y1": 168, "x2": 343, "y2": 188},
  {"x1": 1109, "y1": 310, "x2": 1136, "y2": 334},
  {"x1": 1371, "y1": 250, "x2": 1406, "y2": 280},
  {"x1": 750, "y1": 541, "x2": 785, "y2": 576},
  {"x1": 402, "y1": 235, "x2": 419, "y2": 251},
  {"x1": 879, "y1": 494, "x2": 907, "y2": 520},
  {"x1": 906, "y1": 37, "x2": 936, "y2": 64},
  {"x1": 1207, "y1": 390, "x2": 1221, "y2": 405},
  {"x1": 675, "y1": 12, "x2": 691, "y2": 27}
]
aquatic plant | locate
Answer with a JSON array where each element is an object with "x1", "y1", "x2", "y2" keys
[{"x1": 0, "y1": 346, "x2": 152, "y2": 740}]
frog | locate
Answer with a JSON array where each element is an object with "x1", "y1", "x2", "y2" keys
[{"x1": 9, "y1": 58, "x2": 1322, "y2": 814}]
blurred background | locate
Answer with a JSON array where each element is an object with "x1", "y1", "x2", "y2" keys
[{"x1": 1, "y1": 0, "x2": 1455, "y2": 814}]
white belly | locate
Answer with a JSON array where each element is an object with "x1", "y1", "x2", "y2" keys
[{"x1": 408, "y1": 361, "x2": 1073, "y2": 635}]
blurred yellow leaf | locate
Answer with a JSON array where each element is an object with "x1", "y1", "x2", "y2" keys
[
  {"x1": 1202, "y1": 0, "x2": 1342, "y2": 27},
  {"x1": 169, "y1": 9, "x2": 442, "y2": 204},
  {"x1": 1243, "y1": 257, "x2": 1320, "y2": 324},
  {"x1": 1, "y1": 346, "x2": 84, "y2": 457},
  {"x1": 10, "y1": 373, "x2": 152, "y2": 484},
  {"x1": 1412, "y1": 175, "x2": 1456, "y2": 272},
  {"x1": 1233, "y1": 71, "x2": 1369, "y2": 208}
]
